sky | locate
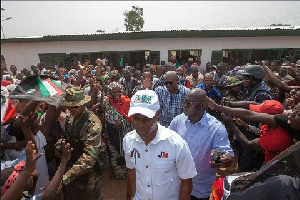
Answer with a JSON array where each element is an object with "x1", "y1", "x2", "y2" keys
[{"x1": 1, "y1": 1, "x2": 300, "y2": 38}]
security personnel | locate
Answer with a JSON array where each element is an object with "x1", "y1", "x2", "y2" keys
[{"x1": 228, "y1": 65, "x2": 274, "y2": 172}]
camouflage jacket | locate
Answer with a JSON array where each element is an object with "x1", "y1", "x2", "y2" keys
[
  {"x1": 60, "y1": 108, "x2": 102, "y2": 186},
  {"x1": 223, "y1": 91, "x2": 244, "y2": 103}
]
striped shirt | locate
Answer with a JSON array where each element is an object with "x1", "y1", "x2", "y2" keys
[{"x1": 155, "y1": 85, "x2": 190, "y2": 127}]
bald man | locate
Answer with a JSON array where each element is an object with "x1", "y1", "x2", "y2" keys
[
  {"x1": 169, "y1": 88, "x2": 233, "y2": 200},
  {"x1": 196, "y1": 73, "x2": 222, "y2": 102},
  {"x1": 155, "y1": 71, "x2": 190, "y2": 127}
]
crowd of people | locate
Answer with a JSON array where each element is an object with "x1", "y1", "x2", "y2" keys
[{"x1": 1, "y1": 53, "x2": 300, "y2": 200}]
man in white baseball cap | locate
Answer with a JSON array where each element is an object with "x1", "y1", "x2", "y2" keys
[
  {"x1": 128, "y1": 89, "x2": 160, "y2": 119},
  {"x1": 123, "y1": 89, "x2": 197, "y2": 200}
]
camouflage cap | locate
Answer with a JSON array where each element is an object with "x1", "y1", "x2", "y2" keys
[
  {"x1": 226, "y1": 76, "x2": 242, "y2": 87},
  {"x1": 62, "y1": 87, "x2": 91, "y2": 107}
]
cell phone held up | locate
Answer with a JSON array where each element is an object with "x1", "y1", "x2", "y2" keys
[{"x1": 211, "y1": 150, "x2": 225, "y2": 163}]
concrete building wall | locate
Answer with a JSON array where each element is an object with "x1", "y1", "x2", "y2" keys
[{"x1": 1, "y1": 36, "x2": 300, "y2": 70}]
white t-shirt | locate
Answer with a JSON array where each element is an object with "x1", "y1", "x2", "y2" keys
[{"x1": 123, "y1": 124, "x2": 197, "y2": 200}]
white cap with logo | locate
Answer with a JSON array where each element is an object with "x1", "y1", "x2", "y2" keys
[{"x1": 128, "y1": 90, "x2": 160, "y2": 118}]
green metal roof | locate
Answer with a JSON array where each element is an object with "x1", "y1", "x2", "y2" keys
[{"x1": 2, "y1": 27, "x2": 300, "y2": 43}]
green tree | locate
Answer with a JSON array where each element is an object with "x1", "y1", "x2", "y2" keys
[{"x1": 123, "y1": 6, "x2": 144, "y2": 32}]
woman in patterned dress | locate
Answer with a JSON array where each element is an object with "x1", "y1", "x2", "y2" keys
[{"x1": 100, "y1": 82, "x2": 133, "y2": 179}]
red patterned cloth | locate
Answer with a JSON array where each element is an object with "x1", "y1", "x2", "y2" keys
[
  {"x1": 109, "y1": 95, "x2": 131, "y2": 121},
  {"x1": 1, "y1": 160, "x2": 26, "y2": 196}
]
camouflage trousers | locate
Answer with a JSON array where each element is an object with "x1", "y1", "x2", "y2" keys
[{"x1": 62, "y1": 170, "x2": 103, "y2": 200}]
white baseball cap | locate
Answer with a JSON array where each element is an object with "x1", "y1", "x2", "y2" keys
[{"x1": 128, "y1": 90, "x2": 160, "y2": 118}]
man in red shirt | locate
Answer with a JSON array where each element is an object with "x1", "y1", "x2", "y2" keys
[
  {"x1": 217, "y1": 100, "x2": 294, "y2": 163},
  {"x1": 249, "y1": 100, "x2": 294, "y2": 162}
]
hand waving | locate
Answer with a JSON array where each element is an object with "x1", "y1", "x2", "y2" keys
[
  {"x1": 61, "y1": 139, "x2": 73, "y2": 162},
  {"x1": 24, "y1": 141, "x2": 43, "y2": 174}
]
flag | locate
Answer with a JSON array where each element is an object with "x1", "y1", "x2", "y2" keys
[
  {"x1": 1, "y1": 98, "x2": 17, "y2": 124},
  {"x1": 1, "y1": 87, "x2": 18, "y2": 124},
  {"x1": 9, "y1": 75, "x2": 66, "y2": 107}
]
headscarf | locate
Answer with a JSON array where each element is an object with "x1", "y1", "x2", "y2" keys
[
  {"x1": 107, "y1": 82, "x2": 131, "y2": 121},
  {"x1": 107, "y1": 82, "x2": 122, "y2": 95}
]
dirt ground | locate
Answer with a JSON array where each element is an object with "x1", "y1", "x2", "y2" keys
[{"x1": 102, "y1": 167, "x2": 127, "y2": 200}]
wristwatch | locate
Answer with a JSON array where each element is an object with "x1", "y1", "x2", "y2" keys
[{"x1": 62, "y1": 175, "x2": 71, "y2": 186}]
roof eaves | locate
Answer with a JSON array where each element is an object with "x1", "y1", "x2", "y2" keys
[{"x1": 2, "y1": 27, "x2": 300, "y2": 43}]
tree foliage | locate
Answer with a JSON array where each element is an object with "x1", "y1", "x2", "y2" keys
[
  {"x1": 270, "y1": 23, "x2": 291, "y2": 26},
  {"x1": 123, "y1": 6, "x2": 144, "y2": 32}
]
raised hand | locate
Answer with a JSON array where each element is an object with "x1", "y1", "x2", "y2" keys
[
  {"x1": 61, "y1": 139, "x2": 73, "y2": 163},
  {"x1": 24, "y1": 141, "x2": 43, "y2": 174}
]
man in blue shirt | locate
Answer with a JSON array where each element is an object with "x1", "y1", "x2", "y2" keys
[
  {"x1": 196, "y1": 73, "x2": 222, "y2": 103},
  {"x1": 169, "y1": 88, "x2": 233, "y2": 200}
]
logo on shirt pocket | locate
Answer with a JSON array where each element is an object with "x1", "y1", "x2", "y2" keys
[
  {"x1": 130, "y1": 148, "x2": 140, "y2": 165},
  {"x1": 158, "y1": 151, "x2": 168, "y2": 158}
]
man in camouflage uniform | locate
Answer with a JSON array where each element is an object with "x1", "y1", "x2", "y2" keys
[
  {"x1": 57, "y1": 87, "x2": 103, "y2": 200},
  {"x1": 222, "y1": 76, "x2": 243, "y2": 104},
  {"x1": 221, "y1": 76, "x2": 244, "y2": 144}
]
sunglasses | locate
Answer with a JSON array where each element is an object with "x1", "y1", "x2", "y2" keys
[
  {"x1": 164, "y1": 81, "x2": 174, "y2": 85},
  {"x1": 183, "y1": 100, "x2": 198, "y2": 107}
]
